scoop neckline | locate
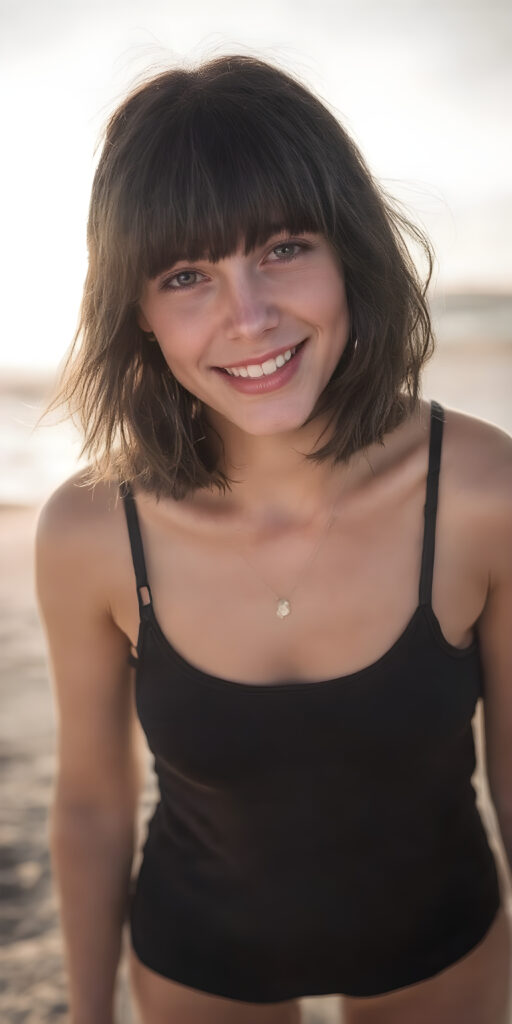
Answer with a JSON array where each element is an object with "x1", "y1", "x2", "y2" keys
[{"x1": 138, "y1": 602, "x2": 478, "y2": 694}]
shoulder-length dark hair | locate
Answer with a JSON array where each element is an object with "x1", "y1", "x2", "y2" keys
[{"x1": 44, "y1": 53, "x2": 435, "y2": 500}]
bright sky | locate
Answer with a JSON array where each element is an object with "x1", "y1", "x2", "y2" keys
[{"x1": 1, "y1": 0, "x2": 511, "y2": 371}]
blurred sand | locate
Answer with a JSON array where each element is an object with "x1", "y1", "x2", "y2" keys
[
  {"x1": 0, "y1": 505, "x2": 70, "y2": 1023},
  {"x1": 1, "y1": 335, "x2": 512, "y2": 1023}
]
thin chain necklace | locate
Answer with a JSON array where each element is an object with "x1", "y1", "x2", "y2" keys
[{"x1": 232, "y1": 474, "x2": 350, "y2": 620}]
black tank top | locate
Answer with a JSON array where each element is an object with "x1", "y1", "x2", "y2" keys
[{"x1": 121, "y1": 400, "x2": 500, "y2": 1002}]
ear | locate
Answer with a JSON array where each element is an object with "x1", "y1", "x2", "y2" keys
[{"x1": 136, "y1": 307, "x2": 152, "y2": 332}]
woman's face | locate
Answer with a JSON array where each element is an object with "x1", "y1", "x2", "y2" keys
[{"x1": 137, "y1": 230, "x2": 350, "y2": 438}]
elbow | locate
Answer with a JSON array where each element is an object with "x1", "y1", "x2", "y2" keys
[{"x1": 50, "y1": 796, "x2": 138, "y2": 849}]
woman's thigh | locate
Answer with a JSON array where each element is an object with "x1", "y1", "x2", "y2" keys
[
  {"x1": 341, "y1": 905, "x2": 512, "y2": 1024},
  {"x1": 128, "y1": 949, "x2": 303, "y2": 1024}
]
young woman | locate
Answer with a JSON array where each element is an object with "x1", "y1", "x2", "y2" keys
[{"x1": 35, "y1": 55, "x2": 512, "y2": 1024}]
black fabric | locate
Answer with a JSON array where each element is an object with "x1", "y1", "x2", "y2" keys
[
  {"x1": 419, "y1": 399, "x2": 444, "y2": 606},
  {"x1": 120, "y1": 401, "x2": 501, "y2": 1001},
  {"x1": 119, "y1": 480, "x2": 152, "y2": 608}
]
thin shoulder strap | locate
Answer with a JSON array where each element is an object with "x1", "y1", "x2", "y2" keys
[
  {"x1": 120, "y1": 481, "x2": 153, "y2": 615},
  {"x1": 419, "y1": 400, "x2": 445, "y2": 606}
]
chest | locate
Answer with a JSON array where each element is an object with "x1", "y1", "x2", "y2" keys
[{"x1": 114, "y1": 476, "x2": 480, "y2": 687}]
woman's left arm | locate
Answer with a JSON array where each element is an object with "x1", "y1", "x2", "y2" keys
[{"x1": 476, "y1": 429, "x2": 512, "y2": 877}]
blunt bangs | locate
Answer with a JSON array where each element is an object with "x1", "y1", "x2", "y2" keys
[{"x1": 113, "y1": 90, "x2": 336, "y2": 290}]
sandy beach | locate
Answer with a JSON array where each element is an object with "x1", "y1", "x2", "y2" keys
[{"x1": 1, "y1": 330, "x2": 512, "y2": 1022}]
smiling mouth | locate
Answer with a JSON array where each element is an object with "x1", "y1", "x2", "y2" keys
[{"x1": 215, "y1": 340, "x2": 307, "y2": 378}]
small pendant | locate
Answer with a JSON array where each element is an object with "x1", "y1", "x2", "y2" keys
[{"x1": 276, "y1": 598, "x2": 291, "y2": 619}]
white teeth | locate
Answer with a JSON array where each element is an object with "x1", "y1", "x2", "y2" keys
[
  {"x1": 224, "y1": 346, "x2": 297, "y2": 378},
  {"x1": 247, "y1": 364, "x2": 264, "y2": 378},
  {"x1": 261, "y1": 357, "x2": 278, "y2": 374}
]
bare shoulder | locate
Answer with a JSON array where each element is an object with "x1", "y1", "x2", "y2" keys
[
  {"x1": 35, "y1": 469, "x2": 124, "y2": 606},
  {"x1": 36, "y1": 469, "x2": 121, "y2": 553},
  {"x1": 37, "y1": 467, "x2": 121, "y2": 536},
  {"x1": 441, "y1": 404, "x2": 512, "y2": 505},
  {"x1": 437, "y1": 405, "x2": 512, "y2": 581}
]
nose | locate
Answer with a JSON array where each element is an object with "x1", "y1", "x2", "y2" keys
[{"x1": 222, "y1": 265, "x2": 279, "y2": 343}]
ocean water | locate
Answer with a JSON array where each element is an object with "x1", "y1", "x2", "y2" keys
[
  {"x1": 0, "y1": 379, "x2": 86, "y2": 507},
  {"x1": 1, "y1": 294, "x2": 511, "y2": 507}
]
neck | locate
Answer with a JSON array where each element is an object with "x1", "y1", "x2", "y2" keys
[{"x1": 198, "y1": 410, "x2": 362, "y2": 534}]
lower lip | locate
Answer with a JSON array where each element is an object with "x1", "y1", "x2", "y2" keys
[{"x1": 213, "y1": 341, "x2": 307, "y2": 395}]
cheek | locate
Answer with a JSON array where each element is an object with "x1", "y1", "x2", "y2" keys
[
  {"x1": 157, "y1": 319, "x2": 206, "y2": 370},
  {"x1": 300, "y1": 269, "x2": 348, "y2": 326}
]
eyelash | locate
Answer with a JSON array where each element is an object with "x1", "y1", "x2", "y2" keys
[{"x1": 159, "y1": 240, "x2": 310, "y2": 292}]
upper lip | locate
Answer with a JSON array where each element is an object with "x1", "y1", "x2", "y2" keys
[{"x1": 216, "y1": 341, "x2": 304, "y2": 370}]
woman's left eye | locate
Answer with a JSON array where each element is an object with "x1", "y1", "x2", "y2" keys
[{"x1": 269, "y1": 241, "x2": 306, "y2": 261}]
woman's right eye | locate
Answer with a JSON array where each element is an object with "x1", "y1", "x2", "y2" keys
[{"x1": 160, "y1": 270, "x2": 203, "y2": 291}]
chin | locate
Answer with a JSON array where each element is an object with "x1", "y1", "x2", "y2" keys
[
  {"x1": 205, "y1": 387, "x2": 322, "y2": 439},
  {"x1": 239, "y1": 406, "x2": 320, "y2": 438}
]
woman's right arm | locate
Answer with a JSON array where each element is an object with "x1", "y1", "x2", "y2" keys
[{"x1": 35, "y1": 478, "x2": 145, "y2": 1024}]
